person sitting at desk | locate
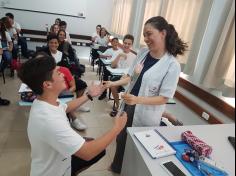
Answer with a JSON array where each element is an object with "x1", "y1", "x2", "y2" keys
[
  {"x1": 17, "y1": 53, "x2": 128, "y2": 176},
  {"x1": 50, "y1": 24, "x2": 60, "y2": 35},
  {"x1": 59, "y1": 21, "x2": 71, "y2": 44},
  {"x1": 98, "y1": 37, "x2": 121, "y2": 100},
  {"x1": 57, "y1": 30, "x2": 84, "y2": 78},
  {"x1": 0, "y1": 19, "x2": 13, "y2": 72},
  {"x1": 91, "y1": 24, "x2": 101, "y2": 43},
  {"x1": 94, "y1": 27, "x2": 109, "y2": 47},
  {"x1": 58, "y1": 66, "x2": 88, "y2": 131},
  {"x1": 41, "y1": 34, "x2": 90, "y2": 112},
  {"x1": 102, "y1": 34, "x2": 136, "y2": 117},
  {"x1": 99, "y1": 37, "x2": 121, "y2": 59}
]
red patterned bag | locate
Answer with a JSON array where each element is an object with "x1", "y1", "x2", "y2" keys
[{"x1": 182, "y1": 131, "x2": 213, "y2": 157}]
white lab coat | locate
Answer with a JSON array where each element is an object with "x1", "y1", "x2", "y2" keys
[{"x1": 127, "y1": 48, "x2": 181, "y2": 127}]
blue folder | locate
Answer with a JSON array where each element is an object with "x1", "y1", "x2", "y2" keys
[{"x1": 170, "y1": 141, "x2": 228, "y2": 176}]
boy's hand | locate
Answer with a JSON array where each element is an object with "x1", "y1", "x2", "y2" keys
[
  {"x1": 87, "y1": 82, "x2": 105, "y2": 97},
  {"x1": 113, "y1": 112, "x2": 128, "y2": 134},
  {"x1": 0, "y1": 48, "x2": 3, "y2": 55}
]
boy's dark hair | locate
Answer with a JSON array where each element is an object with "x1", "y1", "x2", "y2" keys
[
  {"x1": 111, "y1": 37, "x2": 119, "y2": 42},
  {"x1": 123, "y1": 34, "x2": 134, "y2": 44},
  {"x1": 96, "y1": 25, "x2": 102, "y2": 28},
  {"x1": 18, "y1": 53, "x2": 56, "y2": 95},
  {"x1": 59, "y1": 21, "x2": 67, "y2": 27},
  {"x1": 47, "y1": 33, "x2": 58, "y2": 42},
  {"x1": 5, "y1": 13, "x2": 14, "y2": 19}
]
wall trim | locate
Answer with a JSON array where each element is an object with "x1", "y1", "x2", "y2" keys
[
  {"x1": 178, "y1": 78, "x2": 235, "y2": 121},
  {"x1": 174, "y1": 91, "x2": 223, "y2": 124}
]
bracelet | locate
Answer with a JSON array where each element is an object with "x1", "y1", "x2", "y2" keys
[{"x1": 86, "y1": 92, "x2": 93, "y2": 101}]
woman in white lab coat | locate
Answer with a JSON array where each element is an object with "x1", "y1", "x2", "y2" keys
[{"x1": 105, "y1": 16, "x2": 188, "y2": 173}]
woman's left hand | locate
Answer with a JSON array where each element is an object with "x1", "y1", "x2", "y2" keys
[{"x1": 122, "y1": 93, "x2": 139, "y2": 105}]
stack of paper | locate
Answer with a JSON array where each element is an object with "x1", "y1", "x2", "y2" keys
[{"x1": 134, "y1": 130, "x2": 176, "y2": 159}]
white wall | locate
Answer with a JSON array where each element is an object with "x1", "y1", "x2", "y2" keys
[{"x1": 0, "y1": 0, "x2": 114, "y2": 36}]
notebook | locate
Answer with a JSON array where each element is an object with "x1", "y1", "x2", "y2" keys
[{"x1": 134, "y1": 129, "x2": 176, "y2": 159}]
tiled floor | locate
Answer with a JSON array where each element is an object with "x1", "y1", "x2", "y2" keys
[{"x1": 0, "y1": 60, "x2": 119, "y2": 176}]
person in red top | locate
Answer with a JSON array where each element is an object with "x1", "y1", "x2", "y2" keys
[{"x1": 59, "y1": 66, "x2": 88, "y2": 131}]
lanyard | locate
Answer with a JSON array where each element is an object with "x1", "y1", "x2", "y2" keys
[{"x1": 118, "y1": 55, "x2": 148, "y2": 113}]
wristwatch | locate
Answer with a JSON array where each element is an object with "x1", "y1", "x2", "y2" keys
[{"x1": 86, "y1": 92, "x2": 93, "y2": 101}]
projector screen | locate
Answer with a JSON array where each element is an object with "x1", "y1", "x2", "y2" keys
[{"x1": 3, "y1": 0, "x2": 87, "y2": 17}]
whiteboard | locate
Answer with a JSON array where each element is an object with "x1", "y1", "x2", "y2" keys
[{"x1": 3, "y1": 0, "x2": 87, "y2": 17}]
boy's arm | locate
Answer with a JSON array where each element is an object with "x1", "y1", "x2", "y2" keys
[
  {"x1": 66, "y1": 83, "x2": 105, "y2": 113},
  {"x1": 75, "y1": 112, "x2": 127, "y2": 161}
]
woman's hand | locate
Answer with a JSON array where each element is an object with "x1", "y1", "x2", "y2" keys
[
  {"x1": 102, "y1": 81, "x2": 114, "y2": 89},
  {"x1": 122, "y1": 93, "x2": 139, "y2": 105}
]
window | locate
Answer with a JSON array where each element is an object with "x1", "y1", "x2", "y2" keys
[
  {"x1": 140, "y1": 0, "x2": 203, "y2": 63},
  {"x1": 111, "y1": 0, "x2": 134, "y2": 36},
  {"x1": 140, "y1": 0, "x2": 162, "y2": 46}
]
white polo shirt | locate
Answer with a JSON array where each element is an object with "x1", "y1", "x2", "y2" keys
[
  {"x1": 51, "y1": 50, "x2": 63, "y2": 64},
  {"x1": 117, "y1": 51, "x2": 136, "y2": 69},
  {"x1": 103, "y1": 48, "x2": 122, "y2": 60},
  {"x1": 28, "y1": 99, "x2": 85, "y2": 176}
]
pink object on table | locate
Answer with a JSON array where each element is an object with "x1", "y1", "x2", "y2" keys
[{"x1": 182, "y1": 131, "x2": 213, "y2": 157}]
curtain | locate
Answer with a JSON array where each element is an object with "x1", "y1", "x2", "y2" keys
[
  {"x1": 111, "y1": 0, "x2": 134, "y2": 36},
  {"x1": 140, "y1": 0, "x2": 162, "y2": 46},
  {"x1": 203, "y1": 2, "x2": 235, "y2": 97},
  {"x1": 140, "y1": 0, "x2": 204, "y2": 64},
  {"x1": 163, "y1": 0, "x2": 204, "y2": 63}
]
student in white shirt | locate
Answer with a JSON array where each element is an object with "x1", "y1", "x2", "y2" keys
[
  {"x1": 6, "y1": 13, "x2": 21, "y2": 34},
  {"x1": 91, "y1": 24, "x2": 101, "y2": 42},
  {"x1": 98, "y1": 38, "x2": 122, "y2": 100},
  {"x1": 17, "y1": 53, "x2": 127, "y2": 176},
  {"x1": 104, "y1": 16, "x2": 188, "y2": 173},
  {"x1": 99, "y1": 35, "x2": 136, "y2": 108},
  {"x1": 99, "y1": 37, "x2": 121, "y2": 60},
  {"x1": 95, "y1": 27, "x2": 109, "y2": 47},
  {"x1": 0, "y1": 20, "x2": 13, "y2": 67},
  {"x1": 59, "y1": 21, "x2": 72, "y2": 44}
]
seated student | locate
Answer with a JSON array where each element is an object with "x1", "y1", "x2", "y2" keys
[
  {"x1": 94, "y1": 27, "x2": 109, "y2": 47},
  {"x1": 99, "y1": 37, "x2": 121, "y2": 59},
  {"x1": 50, "y1": 24, "x2": 60, "y2": 35},
  {"x1": 58, "y1": 66, "x2": 87, "y2": 131},
  {"x1": 109, "y1": 34, "x2": 136, "y2": 117},
  {"x1": 41, "y1": 34, "x2": 90, "y2": 112},
  {"x1": 40, "y1": 34, "x2": 65, "y2": 64},
  {"x1": 17, "y1": 54, "x2": 127, "y2": 176},
  {"x1": 6, "y1": 12, "x2": 29, "y2": 58},
  {"x1": 55, "y1": 18, "x2": 61, "y2": 26},
  {"x1": 57, "y1": 30, "x2": 83, "y2": 78},
  {"x1": 2, "y1": 16, "x2": 17, "y2": 75},
  {"x1": 0, "y1": 44, "x2": 10, "y2": 106},
  {"x1": 91, "y1": 25, "x2": 101, "y2": 43},
  {"x1": 0, "y1": 19, "x2": 13, "y2": 70},
  {"x1": 5, "y1": 13, "x2": 21, "y2": 35},
  {"x1": 59, "y1": 21, "x2": 72, "y2": 44},
  {"x1": 98, "y1": 37, "x2": 122, "y2": 100}
]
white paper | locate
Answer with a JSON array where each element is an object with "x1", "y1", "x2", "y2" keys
[
  {"x1": 134, "y1": 130, "x2": 176, "y2": 159},
  {"x1": 18, "y1": 83, "x2": 32, "y2": 93}
]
